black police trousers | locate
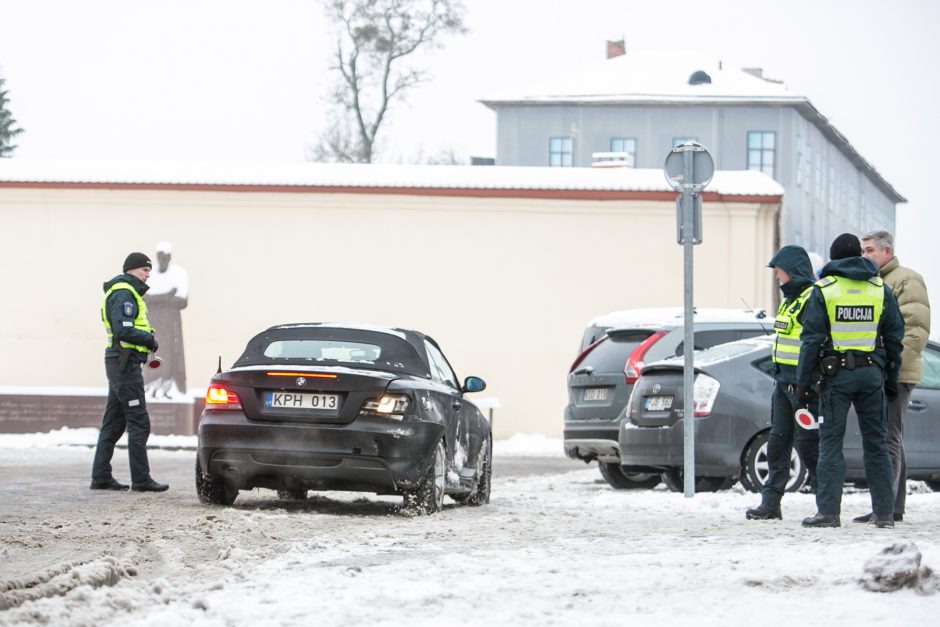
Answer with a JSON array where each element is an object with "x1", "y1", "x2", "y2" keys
[
  {"x1": 91, "y1": 355, "x2": 153, "y2": 485},
  {"x1": 761, "y1": 382, "x2": 819, "y2": 504}
]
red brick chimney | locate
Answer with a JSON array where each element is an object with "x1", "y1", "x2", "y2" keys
[{"x1": 606, "y1": 39, "x2": 625, "y2": 59}]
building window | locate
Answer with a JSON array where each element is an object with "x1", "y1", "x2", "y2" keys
[
  {"x1": 673, "y1": 137, "x2": 698, "y2": 147},
  {"x1": 795, "y1": 135, "x2": 803, "y2": 187},
  {"x1": 549, "y1": 137, "x2": 573, "y2": 167},
  {"x1": 746, "y1": 131, "x2": 775, "y2": 177},
  {"x1": 610, "y1": 137, "x2": 636, "y2": 166}
]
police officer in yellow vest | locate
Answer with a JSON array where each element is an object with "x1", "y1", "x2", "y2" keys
[
  {"x1": 746, "y1": 245, "x2": 820, "y2": 520},
  {"x1": 797, "y1": 234, "x2": 903, "y2": 528},
  {"x1": 90, "y1": 252, "x2": 169, "y2": 492}
]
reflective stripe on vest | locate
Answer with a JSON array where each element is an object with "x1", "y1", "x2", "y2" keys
[
  {"x1": 772, "y1": 286, "x2": 813, "y2": 366},
  {"x1": 102, "y1": 282, "x2": 153, "y2": 354},
  {"x1": 817, "y1": 275, "x2": 884, "y2": 352}
]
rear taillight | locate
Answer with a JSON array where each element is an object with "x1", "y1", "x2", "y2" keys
[
  {"x1": 569, "y1": 337, "x2": 606, "y2": 374},
  {"x1": 624, "y1": 330, "x2": 668, "y2": 384},
  {"x1": 205, "y1": 384, "x2": 242, "y2": 410},
  {"x1": 693, "y1": 374, "x2": 720, "y2": 417}
]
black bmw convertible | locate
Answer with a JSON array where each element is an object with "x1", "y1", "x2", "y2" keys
[{"x1": 196, "y1": 323, "x2": 491, "y2": 514}]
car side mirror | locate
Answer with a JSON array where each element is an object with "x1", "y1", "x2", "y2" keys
[{"x1": 462, "y1": 376, "x2": 486, "y2": 393}]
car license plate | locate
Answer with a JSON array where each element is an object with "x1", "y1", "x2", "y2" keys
[
  {"x1": 583, "y1": 387, "x2": 608, "y2": 401},
  {"x1": 644, "y1": 395, "x2": 673, "y2": 411},
  {"x1": 264, "y1": 392, "x2": 339, "y2": 410}
]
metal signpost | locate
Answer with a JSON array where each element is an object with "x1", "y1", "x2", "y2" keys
[{"x1": 663, "y1": 141, "x2": 714, "y2": 497}]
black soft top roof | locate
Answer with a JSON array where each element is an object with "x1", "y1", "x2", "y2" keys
[{"x1": 233, "y1": 323, "x2": 435, "y2": 377}]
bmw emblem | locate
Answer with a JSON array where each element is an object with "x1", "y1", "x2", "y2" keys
[
  {"x1": 296, "y1": 377, "x2": 306, "y2": 387},
  {"x1": 652, "y1": 383, "x2": 662, "y2": 394}
]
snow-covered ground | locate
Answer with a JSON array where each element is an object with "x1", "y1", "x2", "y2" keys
[{"x1": 0, "y1": 431, "x2": 938, "y2": 626}]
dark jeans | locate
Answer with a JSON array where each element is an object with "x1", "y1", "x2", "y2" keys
[
  {"x1": 815, "y1": 366, "x2": 894, "y2": 516},
  {"x1": 887, "y1": 383, "x2": 913, "y2": 515},
  {"x1": 91, "y1": 356, "x2": 152, "y2": 485},
  {"x1": 761, "y1": 383, "x2": 819, "y2": 504}
]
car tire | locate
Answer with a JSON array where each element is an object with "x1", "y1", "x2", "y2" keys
[
  {"x1": 195, "y1": 459, "x2": 238, "y2": 506},
  {"x1": 456, "y1": 434, "x2": 492, "y2": 506},
  {"x1": 598, "y1": 462, "x2": 662, "y2": 490},
  {"x1": 661, "y1": 468, "x2": 729, "y2": 493},
  {"x1": 739, "y1": 431, "x2": 807, "y2": 493},
  {"x1": 925, "y1": 479, "x2": 940, "y2": 492},
  {"x1": 277, "y1": 489, "x2": 308, "y2": 501},
  {"x1": 403, "y1": 439, "x2": 446, "y2": 515}
]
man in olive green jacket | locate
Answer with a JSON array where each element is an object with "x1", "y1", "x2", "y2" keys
[{"x1": 858, "y1": 230, "x2": 931, "y2": 522}]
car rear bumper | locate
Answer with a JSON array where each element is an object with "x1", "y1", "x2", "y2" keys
[
  {"x1": 564, "y1": 421, "x2": 621, "y2": 462},
  {"x1": 197, "y1": 410, "x2": 443, "y2": 494},
  {"x1": 618, "y1": 416, "x2": 741, "y2": 476}
]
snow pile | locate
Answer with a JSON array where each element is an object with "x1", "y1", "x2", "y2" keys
[
  {"x1": 860, "y1": 542, "x2": 938, "y2": 594},
  {"x1": 0, "y1": 556, "x2": 133, "y2": 611},
  {"x1": 0, "y1": 428, "x2": 563, "y2": 456},
  {"x1": 492, "y1": 433, "x2": 564, "y2": 457},
  {"x1": 0, "y1": 428, "x2": 197, "y2": 450}
]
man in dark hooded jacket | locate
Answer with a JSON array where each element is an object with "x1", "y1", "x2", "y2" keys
[
  {"x1": 746, "y1": 245, "x2": 819, "y2": 520},
  {"x1": 797, "y1": 234, "x2": 904, "y2": 528},
  {"x1": 90, "y1": 252, "x2": 169, "y2": 492}
]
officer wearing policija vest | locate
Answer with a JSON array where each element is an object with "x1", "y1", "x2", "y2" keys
[
  {"x1": 796, "y1": 233, "x2": 903, "y2": 529},
  {"x1": 90, "y1": 252, "x2": 169, "y2": 493},
  {"x1": 746, "y1": 245, "x2": 820, "y2": 521}
]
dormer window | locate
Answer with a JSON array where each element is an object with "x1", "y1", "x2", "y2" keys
[{"x1": 688, "y1": 70, "x2": 712, "y2": 85}]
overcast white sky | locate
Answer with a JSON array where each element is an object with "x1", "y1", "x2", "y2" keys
[{"x1": 1, "y1": 0, "x2": 938, "y2": 333}]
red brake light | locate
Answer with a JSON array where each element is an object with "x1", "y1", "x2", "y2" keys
[
  {"x1": 205, "y1": 384, "x2": 242, "y2": 410},
  {"x1": 266, "y1": 372, "x2": 337, "y2": 379},
  {"x1": 624, "y1": 330, "x2": 668, "y2": 384}
]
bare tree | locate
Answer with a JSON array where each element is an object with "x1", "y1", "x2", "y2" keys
[
  {"x1": 0, "y1": 72, "x2": 24, "y2": 158},
  {"x1": 312, "y1": 0, "x2": 466, "y2": 163}
]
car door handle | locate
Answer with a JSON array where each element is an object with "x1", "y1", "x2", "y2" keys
[
  {"x1": 908, "y1": 400, "x2": 928, "y2": 411},
  {"x1": 452, "y1": 401, "x2": 462, "y2": 410}
]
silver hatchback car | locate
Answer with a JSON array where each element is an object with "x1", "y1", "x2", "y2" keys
[{"x1": 564, "y1": 308, "x2": 771, "y2": 489}]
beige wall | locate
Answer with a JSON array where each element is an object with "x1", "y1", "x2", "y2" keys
[{"x1": 0, "y1": 187, "x2": 779, "y2": 437}]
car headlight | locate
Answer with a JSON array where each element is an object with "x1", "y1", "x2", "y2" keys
[{"x1": 360, "y1": 394, "x2": 410, "y2": 420}]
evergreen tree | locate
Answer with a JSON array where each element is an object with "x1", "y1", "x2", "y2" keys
[{"x1": 0, "y1": 72, "x2": 24, "y2": 157}]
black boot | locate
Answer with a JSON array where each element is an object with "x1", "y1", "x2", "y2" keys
[
  {"x1": 873, "y1": 514, "x2": 895, "y2": 529},
  {"x1": 853, "y1": 512, "x2": 902, "y2": 523},
  {"x1": 745, "y1": 501, "x2": 782, "y2": 520},
  {"x1": 131, "y1": 479, "x2": 169, "y2": 492},
  {"x1": 801, "y1": 512, "x2": 840, "y2": 528},
  {"x1": 90, "y1": 478, "x2": 129, "y2": 491}
]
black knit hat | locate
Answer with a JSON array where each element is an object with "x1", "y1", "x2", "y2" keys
[
  {"x1": 123, "y1": 252, "x2": 152, "y2": 273},
  {"x1": 829, "y1": 233, "x2": 862, "y2": 260}
]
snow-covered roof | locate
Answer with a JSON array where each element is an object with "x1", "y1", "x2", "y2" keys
[
  {"x1": 480, "y1": 50, "x2": 904, "y2": 204},
  {"x1": 481, "y1": 50, "x2": 799, "y2": 105},
  {"x1": 0, "y1": 159, "x2": 784, "y2": 198}
]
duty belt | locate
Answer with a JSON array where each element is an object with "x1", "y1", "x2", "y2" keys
[{"x1": 838, "y1": 351, "x2": 875, "y2": 370}]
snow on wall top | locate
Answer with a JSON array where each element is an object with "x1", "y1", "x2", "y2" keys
[
  {"x1": 480, "y1": 49, "x2": 801, "y2": 105},
  {"x1": 0, "y1": 159, "x2": 784, "y2": 197}
]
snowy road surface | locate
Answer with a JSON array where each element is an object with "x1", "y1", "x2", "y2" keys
[{"x1": 0, "y1": 434, "x2": 938, "y2": 626}]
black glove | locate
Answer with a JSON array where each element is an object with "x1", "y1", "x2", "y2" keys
[
  {"x1": 796, "y1": 386, "x2": 814, "y2": 405},
  {"x1": 147, "y1": 336, "x2": 159, "y2": 352},
  {"x1": 885, "y1": 380, "x2": 898, "y2": 403}
]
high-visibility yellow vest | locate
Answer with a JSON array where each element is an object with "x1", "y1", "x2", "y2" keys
[
  {"x1": 772, "y1": 286, "x2": 813, "y2": 366},
  {"x1": 101, "y1": 282, "x2": 154, "y2": 354},
  {"x1": 816, "y1": 275, "x2": 884, "y2": 352}
]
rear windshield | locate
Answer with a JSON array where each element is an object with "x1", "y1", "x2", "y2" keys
[
  {"x1": 264, "y1": 340, "x2": 382, "y2": 362},
  {"x1": 581, "y1": 331, "x2": 652, "y2": 373},
  {"x1": 235, "y1": 327, "x2": 428, "y2": 377},
  {"x1": 666, "y1": 335, "x2": 772, "y2": 366}
]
